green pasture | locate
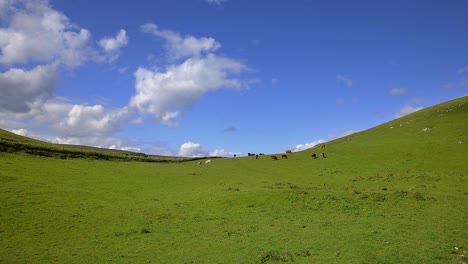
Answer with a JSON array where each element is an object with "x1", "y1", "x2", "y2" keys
[{"x1": 0, "y1": 97, "x2": 467, "y2": 263}]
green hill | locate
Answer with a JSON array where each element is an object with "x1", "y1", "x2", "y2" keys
[
  {"x1": 0, "y1": 96, "x2": 466, "y2": 263},
  {"x1": 0, "y1": 128, "x2": 200, "y2": 162}
]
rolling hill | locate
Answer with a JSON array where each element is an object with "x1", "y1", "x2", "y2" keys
[
  {"x1": 0, "y1": 96, "x2": 467, "y2": 263},
  {"x1": 0, "y1": 127, "x2": 200, "y2": 162}
]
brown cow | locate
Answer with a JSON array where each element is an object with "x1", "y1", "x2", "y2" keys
[
  {"x1": 271, "y1": 155, "x2": 278, "y2": 160},
  {"x1": 285, "y1": 150, "x2": 293, "y2": 154}
]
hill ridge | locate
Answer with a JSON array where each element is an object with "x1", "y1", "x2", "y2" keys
[{"x1": 1, "y1": 96, "x2": 467, "y2": 161}]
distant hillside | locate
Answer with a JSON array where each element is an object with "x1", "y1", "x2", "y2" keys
[
  {"x1": 0, "y1": 128, "x2": 203, "y2": 162},
  {"x1": 1, "y1": 96, "x2": 466, "y2": 164},
  {"x1": 298, "y1": 96, "x2": 467, "y2": 171}
]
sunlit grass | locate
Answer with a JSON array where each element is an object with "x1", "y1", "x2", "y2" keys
[{"x1": 0, "y1": 96, "x2": 467, "y2": 263}]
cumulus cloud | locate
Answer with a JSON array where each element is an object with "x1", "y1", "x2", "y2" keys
[
  {"x1": 179, "y1": 142, "x2": 207, "y2": 157},
  {"x1": 294, "y1": 139, "x2": 325, "y2": 152},
  {"x1": 6, "y1": 97, "x2": 131, "y2": 142},
  {"x1": 130, "y1": 54, "x2": 246, "y2": 126},
  {"x1": 11, "y1": 128, "x2": 28, "y2": 136},
  {"x1": 141, "y1": 23, "x2": 221, "y2": 59},
  {"x1": 0, "y1": 1, "x2": 128, "y2": 67},
  {"x1": 0, "y1": 64, "x2": 58, "y2": 113},
  {"x1": 99, "y1": 29, "x2": 128, "y2": 52},
  {"x1": 2, "y1": 98, "x2": 136, "y2": 150},
  {"x1": 389, "y1": 87, "x2": 407, "y2": 95},
  {"x1": 0, "y1": 0, "x2": 134, "y2": 152},
  {"x1": 98, "y1": 29, "x2": 128, "y2": 62},
  {"x1": 52, "y1": 135, "x2": 139, "y2": 152},
  {"x1": 0, "y1": 0, "x2": 129, "y2": 115},
  {"x1": 0, "y1": 0, "x2": 93, "y2": 67},
  {"x1": 178, "y1": 141, "x2": 233, "y2": 157},
  {"x1": 336, "y1": 74, "x2": 353, "y2": 88},
  {"x1": 48, "y1": 104, "x2": 131, "y2": 138}
]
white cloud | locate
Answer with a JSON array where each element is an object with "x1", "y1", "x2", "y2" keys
[
  {"x1": 0, "y1": 1, "x2": 135, "y2": 152},
  {"x1": 49, "y1": 104, "x2": 131, "y2": 138},
  {"x1": 11, "y1": 128, "x2": 28, "y2": 136},
  {"x1": 52, "y1": 136, "x2": 139, "y2": 152},
  {"x1": 209, "y1": 149, "x2": 232, "y2": 157},
  {"x1": 179, "y1": 142, "x2": 207, "y2": 157},
  {"x1": 130, "y1": 54, "x2": 246, "y2": 126},
  {"x1": 396, "y1": 104, "x2": 423, "y2": 118},
  {"x1": 178, "y1": 141, "x2": 233, "y2": 157},
  {"x1": 0, "y1": 64, "x2": 58, "y2": 113},
  {"x1": 0, "y1": 0, "x2": 93, "y2": 67},
  {"x1": 389, "y1": 87, "x2": 407, "y2": 95},
  {"x1": 98, "y1": 29, "x2": 128, "y2": 62},
  {"x1": 2, "y1": 97, "x2": 136, "y2": 150},
  {"x1": 336, "y1": 74, "x2": 353, "y2": 88},
  {"x1": 294, "y1": 139, "x2": 325, "y2": 152},
  {"x1": 99, "y1": 29, "x2": 128, "y2": 52},
  {"x1": 141, "y1": 23, "x2": 221, "y2": 59},
  {"x1": 0, "y1": 1, "x2": 127, "y2": 67}
]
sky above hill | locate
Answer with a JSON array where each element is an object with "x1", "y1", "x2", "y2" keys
[{"x1": 1, "y1": 0, "x2": 467, "y2": 156}]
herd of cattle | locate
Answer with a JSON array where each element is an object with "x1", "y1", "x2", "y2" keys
[
  {"x1": 268, "y1": 149, "x2": 326, "y2": 161},
  {"x1": 198, "y1": 144, "x2": 327, "y2": 164},
  {"x1": 253, "y1": 144, "x2": 327, "y2": 161}
]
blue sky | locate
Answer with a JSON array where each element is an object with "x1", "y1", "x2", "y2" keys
[{"x1": 1, "y1": 0, "x2": 467, "y2": 157}]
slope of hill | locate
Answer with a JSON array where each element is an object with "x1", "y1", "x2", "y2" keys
[
  {"x1": 0, "y1": 128, "x2": 200, "y2": 162},
  {"x1": 294, "y1": 96, "x2": 467, "y2": 171},
  {"x1": 0, "y1": 96, "x2": 466, "y2": 264}
]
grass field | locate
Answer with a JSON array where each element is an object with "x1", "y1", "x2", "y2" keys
[{"x1": 0, "y1": 96, "x2": 467, "y2": 263}]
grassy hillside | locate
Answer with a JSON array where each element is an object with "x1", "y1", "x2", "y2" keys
[
  {"x1": 0, "y1": 96, "x2": 467, "y2": 263},
  {"x1": 0, "y1": 128, "x2": 201, "y2": 162}
]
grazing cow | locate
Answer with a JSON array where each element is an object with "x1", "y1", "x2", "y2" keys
[
  {"x1": 320, "y1": 144, "x2": 326, "y2": 149},
  {"x1": 197, "y1": 161, "x2": 202, "y2": 165},
  {"x1": 321, "y1": 152, "x2": 326, "y2": 158},
  {"x1": 259, "y1": 153, "x2": 265, "y2": 156},
  {"x1": 282, "y1": 154, "x2": 288, "y2": 159},
  {"x1": 234, "y1": 154, "x2": 237, "y2": 158},
  {"x1": 311, "y1": 153, "x2": 317, "y2": 159},
  {"x1": 271, "y1": 155, "x2": 278, "y2": 160},
  {"x1": 205, "y1": 159, "x2": 212, "y2": 163},
  {"x1": 285, "y1": 150, "x2": 293, "y2": 154},
  {"x1": 255, "y1": 154, "x2": 259, "y2": 159},
  {"x1": 248, "y1": 153, "x2": 256, "y2": 157}
]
